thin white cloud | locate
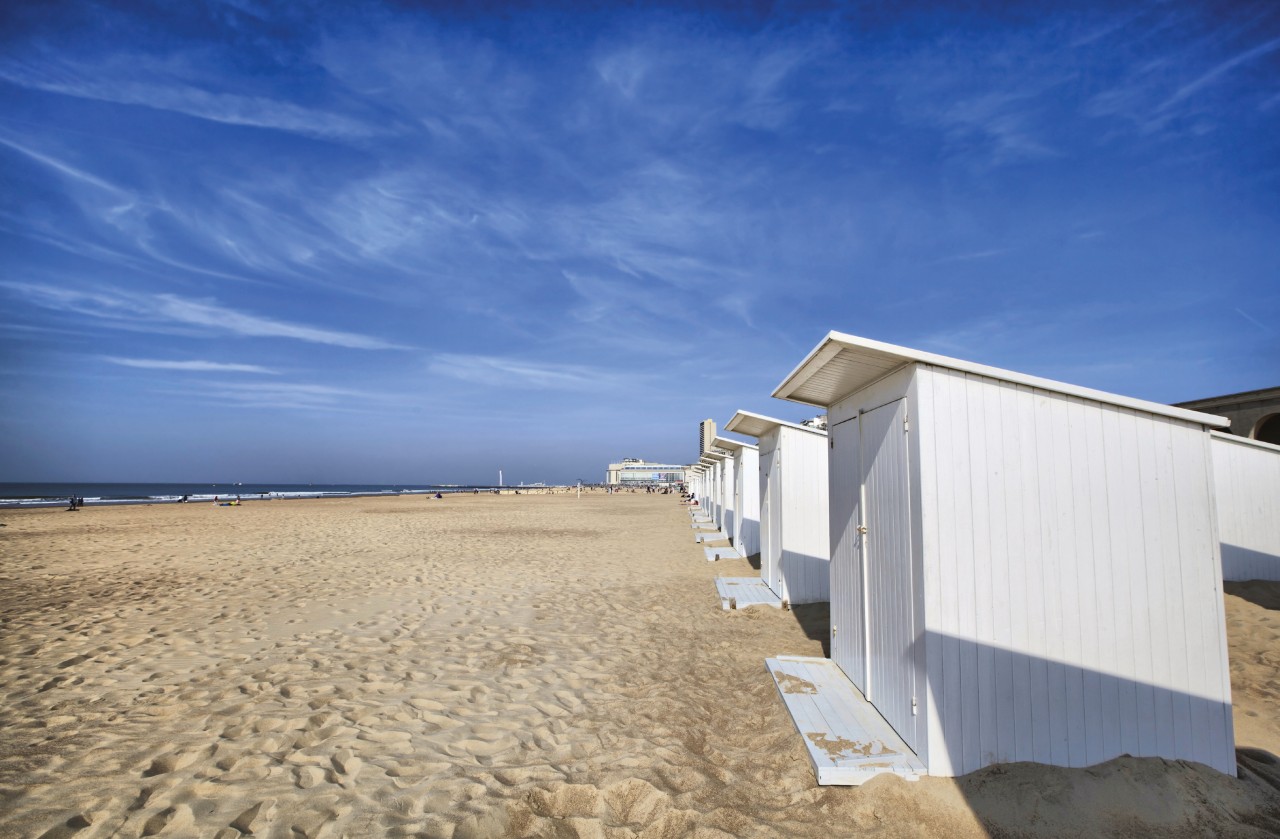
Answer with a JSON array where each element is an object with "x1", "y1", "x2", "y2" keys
[
  {"x1": 429, "y1": 354, "x2": 620, "y2": 391},
  {"x1": 103, "y1": 357, "x2": 278, "y2": 374},
  {"x1": 1162, "y1": 35, "x2": 1280, "y2": 110},
  {"x1": 0, "y1": 59, "x2": 383, "y2": 141},
  {"x1": 931, "y1": 248, "x2": 1010, "y2": 265},
  {"x1": 0, "y1": 135, "x2": 128, "y2": 195},
  {"x1": 161, "y1": 380, "x2": 385, "y2": 412},
  {"x1": 2, "y1": 282, "x2": 407, "y2": 350}
]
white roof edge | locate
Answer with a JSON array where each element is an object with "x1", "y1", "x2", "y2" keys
[
  {"x1": 1210, "y1": 430, "x2": 1280, "y2": 454},
  {"x1": 772, "y1": 331, "x2": 1231, "y2": 429},
  {"x1": 725, "y1": 409, "x2": 826, "y2": 438},
  {"x1": 711, "y1": 435, "x2": 758, "y2": 452}
]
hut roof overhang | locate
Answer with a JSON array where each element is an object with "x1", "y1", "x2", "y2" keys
[
  {"x1": 711, "y1": 435, "x2": 757, "y2": 453},
  {"x1": 725, "y1": 410, "x2": 827, "y2": 440},
  {"x1": 772, "y1": 331, "x2": 1230, "y2": 429}
]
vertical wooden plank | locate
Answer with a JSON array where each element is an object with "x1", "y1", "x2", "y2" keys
[
  {"x1": 1135, "y1": 411, "x2": 1175, "y2": 757},
  {"x1": 966, "y1": 376, "x2": 997, "y2": 767},
  {"x1": 991, "y1": 380, "x2": 1022, "y2": 764},
  {"x1": 1099, "y1": 405, "x2": 1140, "y2": 759},
  {"x1": 1153, "y1": 420, "x2": 1195, "y2": 760},
  {"x1": 914, "y1": 368, "x2": 942, "y2": 773},
  {"x1": 930, "y1": 368, "x2": 963, "y2": 776},
  {"x1": 1065, "y1": 396, "x2": 1102, "y2": 766},
  {"x1": 1204, "y1": 434, "x2": 1239, "y2": 773},
  {"x1": 1169, "y1": 422, "x2": 1221, "y2": 769},
  {"x1": 1119, "y1": 408, "x2": 1158, "y2": 756},
  {"x1": 1013, "y1": 383, "x2": 1048, "y2": 763},
  {"x1": 1043, "y1": 391, "x2": 1073, "y2": 764},
  {"x1": 946, "y1": 369, "x2": 981, "y2": 774}
]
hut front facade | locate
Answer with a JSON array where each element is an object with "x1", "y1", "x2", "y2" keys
[
  {"x1": 725, "y1": 411, "x2": 830, "y2": 604},
  {"x1": 773, "y1": 332, "x2": 1237, "y2": 777},
  {"x1": 713, "y1": 435, "x2": 760, "y2": 558},
  {"x1": 1211, "y1": 432, "x2": 1280, "y2": 581},
  {"x1": 704, "y1": 450, "x2": 734, "y2": 535}
]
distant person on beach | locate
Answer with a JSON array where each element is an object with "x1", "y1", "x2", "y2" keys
[{"x1": 434, "y1": 492, "x2": 443, "y2": 499}]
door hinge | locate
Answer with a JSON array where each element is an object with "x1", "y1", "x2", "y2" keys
[
  {"x1": 912, "y1": 696, "x2": 918, "y2": 715},
  {"x1": 903, "y1": 417, "x2": 910, "y2": 432}
]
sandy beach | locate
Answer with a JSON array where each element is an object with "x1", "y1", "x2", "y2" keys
[{"x1": 2, "y1": 492, "x2": 1278, "y2": 838}]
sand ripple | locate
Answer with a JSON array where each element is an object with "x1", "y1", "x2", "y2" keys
[{"x1": 2, "y1": 494, "x2": 1279, "y2": 838}]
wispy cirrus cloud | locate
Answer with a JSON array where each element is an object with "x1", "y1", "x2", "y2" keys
[
  {"x1": 0, "y1": 55, "x2": 388, "y2": 141},
  {"x1": 153, "y1": 380, "x2": 392, "y2": 412},
  {"x1": 2, "y1": 283, "x2": 407, "y2": 350},
  {"x1": 103, "y1": 357, "x2": 278, "y2": 374},
  {"x1": 429, "y1": 354, "x2": 625, "y2": 391}
]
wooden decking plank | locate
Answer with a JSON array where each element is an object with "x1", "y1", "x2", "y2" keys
[
  {"x1": 715, "y1": 577, "x2": 781, "y2": 610},
  {"x1": 704, "y1": 545, "x2": 743, "y2": 562},
  {"x1": 765, "y1": 656, "x2": 924, "y2": 785}
]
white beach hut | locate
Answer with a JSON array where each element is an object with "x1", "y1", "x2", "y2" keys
[
  {"x1": 765, "y1": 331, "x2": 1236, "y2": 780},
  {"x1": 713, "y1": 436, "x2": 760, "y2": 558},
  {"x1": 700, "y1": 454, "x2": 722, "y2": 525},
  {"x1": 704, "y1": 448, "x2": 735, "y2": 537},
  {"x1": 1210, "y1": 432, "x2": 1280, "y2": 581},
  {"x1": 724, "y1": 411, "x2": 830, "y2": 605}
]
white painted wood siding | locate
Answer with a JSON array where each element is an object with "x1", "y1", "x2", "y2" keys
[
  {"x1": 777, "y1": 425, "x2": 831, "y2": 605},
  {"x1": 916, "y1": 365, "x2": 1234, "y2": 777},
  {"x1": 1211, "y1": 432, "x2": 1280, "y2": 581}
]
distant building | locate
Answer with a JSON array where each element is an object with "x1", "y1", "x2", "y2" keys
[
  {"x1": 1176, "y1": 386, "x2": 1280, "y2": 445},
  {"x1": 699, "y1": 419, "x2": 716, "y2": 456},
  {"x1": 605, "y1": 459, "x2": 688, "y2": 486}
]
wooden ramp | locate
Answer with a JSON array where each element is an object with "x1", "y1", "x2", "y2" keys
[
  {"x1": 765, "y1": 656, "x2": 925, "y2": 786},
  {"x1": 695, "y1": 530, "x2": 729, "y2": 543},
  {"x1": 704, "y1": 545, "x2": 742, "y2": 561},
  {"x1": 715, "y1": 577, "x2": 783, "y2": 610}
]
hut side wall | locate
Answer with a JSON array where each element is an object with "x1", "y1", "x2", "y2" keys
[
  {"x1": 915, "y1": 364, "x2": 1235, "y2": 777},
  {"x1": 1212, "y1": 433, "x2": 1280, "y2": 581},
  {"x1": 778, "y1": 425, "x2": 831, "y2": 604}
]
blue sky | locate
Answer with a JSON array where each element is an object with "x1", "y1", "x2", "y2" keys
[{"x1": 1, "y1": 1, "x2": 1277, "y2": 485}]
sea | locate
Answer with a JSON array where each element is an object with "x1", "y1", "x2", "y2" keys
[{"x1": 0, "y1": 483, "x2": 503, "y2": 509}]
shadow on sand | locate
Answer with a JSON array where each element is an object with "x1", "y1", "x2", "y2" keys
[
  {"x1": 1224, "y1": 579, "x2": 1280, "y2": 611},
  {"x1": 788, "y1": 601, "x2": 830, "y2": 657}
]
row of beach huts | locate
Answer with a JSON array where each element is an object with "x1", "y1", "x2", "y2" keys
[{"x1": 684, "y1": 331, "x2": 1280, "y2": 785}]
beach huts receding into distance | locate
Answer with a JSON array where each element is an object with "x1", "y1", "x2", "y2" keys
[
  {"x1": 711, "y1": 436, "x2": 760, "y2": 560},
  {"x1": 723, "y1": 411, "x2": 830, "y2": 605},
  {"x1": 694, "y1": 331, "x2": 1277, "y2": 781}
]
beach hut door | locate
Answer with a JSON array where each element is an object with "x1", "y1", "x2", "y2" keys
[
  {"x1": 761, "y1": 447, "x2": 783, "y2": 598},
  {"x1": 829, "y1": 415, "x2": 867, "y2": 695},
  {"x1": 861, "y1": 398, "x2": 918, "y2": 750}
]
